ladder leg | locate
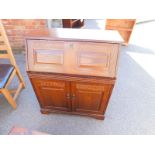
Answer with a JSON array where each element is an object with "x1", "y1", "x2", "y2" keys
[{"x1": 1, "y1": 89, "x2": 17, "y2": 109}]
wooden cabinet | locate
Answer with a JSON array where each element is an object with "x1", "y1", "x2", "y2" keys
[
  {"x1": 26, "y1": 28, "x2": 123, "y2": 119},
  {"x1": 62, "y1": 19, "x2": 84, "y2": 28},
  {"x1": 105, "y1": 19, "x2": 136, "y2": 45}
]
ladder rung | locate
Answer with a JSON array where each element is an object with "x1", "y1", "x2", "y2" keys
[
  {"x1": 0, "y1": 35, "x2": 4, "y2": 42},
  {"x1": 0, "y1": 54, "x2": 9, "y2": 58},
  {"x1": 0, "y1": 44, "x2": 8, "y2": 50}
]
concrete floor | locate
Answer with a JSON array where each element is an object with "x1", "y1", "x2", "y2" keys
[{"x1": 0, "y1": 20, "x2": 155, "y2": 134}]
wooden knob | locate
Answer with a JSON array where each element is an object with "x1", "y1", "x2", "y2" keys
[
  {"x1": 72, "y1": 94, "x2": 75, "y2": 98},
  {"x1": 66, "y1": 93, "x2": 70, "y2": 99},
  {"x1": 70, "y1": 43, "x2": 74, "y2": 48}
]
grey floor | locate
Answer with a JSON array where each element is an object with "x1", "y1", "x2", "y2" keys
[{"x1": 0, "y1": 20, "x2": 155, "y2": 135}]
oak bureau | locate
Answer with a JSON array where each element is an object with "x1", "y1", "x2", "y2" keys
[{"x1": 25, "y1": 28, "x2": 123, "y2": 119}]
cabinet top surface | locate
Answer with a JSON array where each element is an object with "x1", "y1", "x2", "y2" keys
[{"x1": 25, "y1": 28, "x2": 123, "y2": 43}]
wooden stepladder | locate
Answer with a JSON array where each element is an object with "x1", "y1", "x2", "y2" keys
[{"x1": 0, "y1": 20, "x2": 25, "y2": 109}]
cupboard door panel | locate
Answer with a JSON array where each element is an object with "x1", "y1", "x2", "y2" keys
[
  {"x1": 35, "y1": 50, "x2": 64, "y2": 65},
  {"x1": 31, "y1": 78, "x2": 71, "y2": 112},
  {"x1": 71, "y1": 82, "x2": 113, "y2": 115},
  {"x1": 27, "y1": 40, "x2": 66, "y2": 73},
  {"x1": 74, "y1": 42, "x2": 119, "y2": 78}
]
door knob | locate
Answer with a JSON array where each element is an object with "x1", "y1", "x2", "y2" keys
[
  {"x1": 70, "y1": 43, "x2": 74, "y2": 48},
  {"x1": 72, "y1": 94, "x2": 76, "y2": 98},
  {"x1": 66, "y1": 93, "x2": 70, "y2": 99}
]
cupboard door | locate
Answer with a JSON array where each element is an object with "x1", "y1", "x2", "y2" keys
[
  {"x1": 71, "y1": 82, "x2": 113, "y2": 115},
  {"x1": 31, "y1": 78, "x2": 71, "y2": 112}
]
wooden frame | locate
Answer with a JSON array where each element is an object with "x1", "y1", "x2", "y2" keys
[
  {"x1": 105, "y1": 19, "x2": 136, "y2": 45},
  {"x1": 0, "y1": 20, "x2": 25, "y2": 109}
]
